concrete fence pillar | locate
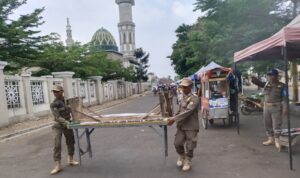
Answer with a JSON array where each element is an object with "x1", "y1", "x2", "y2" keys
[
  {"x1": 75, "y1": 78, "x2": 81, "y2": 98},
  {"x1": 108, "y1": 80, "x2": 118, "y2": 100},
  {"x1": 138, "y1": 82, "x2": 142, "y2": 94},
  {"x1": 21, "y1": 73, "x2": 34, "y2": 115},
  {"x1": 90, "y1": 76, "x2": 103, "y2": 105},
  {"x1": 43, "y1": 75, "x2": 54, "y2": 103},
  {"x1": 52, "y1": 72, "x2": 75, "y2": 99},
  {"x1": 124, "y1": 81, "x2": 128, "y2": 98},
  {"x1": 113, "y1": 80, "x2": 118, "y2": 100},
  {"x1": 0, "y1": 61, "x2": 9, "y2": 127},
  {"x1": 86, "y1": 79, "x2": 92, "y2": 105}
]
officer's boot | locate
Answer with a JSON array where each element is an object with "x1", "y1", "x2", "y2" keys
[
  {"x1": 262, "y1": 137, "x2": 274, "y2": 146},
  {"x1": 50, "y1": 161, "x2": 62, "y2": 175},
  {"x1": 176, "y1": 154, "x2": 185, "y2": 167},
  {"x1": 67, "y1": 155, "x2": 79, "y2": 166},
  {"x1": 274, "y1": 137, "x2": 282, "y2": 151},
  {"x1": 182, "y1": 157, "x2": 192, "y2": 171}
]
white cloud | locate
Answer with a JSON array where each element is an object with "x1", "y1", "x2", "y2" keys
[{"x1": 171, "y1": 1, "x2": 199, "y2": 24}]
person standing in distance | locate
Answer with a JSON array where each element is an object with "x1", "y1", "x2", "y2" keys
[{"x1": 50, "y1": 85, "x2": 79, "y2": 175}]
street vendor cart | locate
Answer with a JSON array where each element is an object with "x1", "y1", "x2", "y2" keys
[{"x1": 200, "y1": 67, "x2": 234, "y2": 129}]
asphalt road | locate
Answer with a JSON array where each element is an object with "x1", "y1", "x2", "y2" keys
[{"x1": 0, "y1": 93, "x2": 299, "y2": 178}]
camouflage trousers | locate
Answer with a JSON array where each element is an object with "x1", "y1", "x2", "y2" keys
[
  {"x1": 263, "y1": 103, "x2": 283, "y2": 138},
  {"x1": 52, "y1": 125, "x2": 75, "y2": 161},
  {"x1": 174, "y1": 129, "x2": 198, "y2": 158}
]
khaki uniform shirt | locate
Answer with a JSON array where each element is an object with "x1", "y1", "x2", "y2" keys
[
  {"x1": 174, "y1": 93, "x2": 199, "y2": 131},
  {"x1": 251, "y1": 78, "x2": 287, "y2": 107},
  {"x1": 50, "y1": 98, "x2": 72, "y2": 128}
]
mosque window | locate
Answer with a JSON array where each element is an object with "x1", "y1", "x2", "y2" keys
[
  {"x1": 123, "y1": 32, "x2": 126, "y2": 43},
  {"x1": 129, "y1": 32, "x2": 132, "y2": 44}
]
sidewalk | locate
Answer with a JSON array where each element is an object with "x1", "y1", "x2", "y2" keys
[{"x1": 0, "y1": 92, "x2": 148, "y2": 141}]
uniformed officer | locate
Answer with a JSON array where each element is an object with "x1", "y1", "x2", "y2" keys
[
  {"x1": 251, "y1": 69, "x2": 287, "y2": 149},
  {"x1": 167, "y1": 78, "x2": 199, "y2": 171},
  {"x1": 50, "y1": 85, "x2": 79, "y2": 175}
]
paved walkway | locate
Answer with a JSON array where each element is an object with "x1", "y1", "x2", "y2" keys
[{"x1": 0, "y1": 92, "x2": 299, "y2": 178}]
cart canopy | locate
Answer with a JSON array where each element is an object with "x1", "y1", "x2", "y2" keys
[{"x1": 197, "y1": 61, "x2": 231, "y2": 78}]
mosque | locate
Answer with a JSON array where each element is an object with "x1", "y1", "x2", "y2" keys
[{"x1": 65, "y1": 0, "x2": 137, "y2": 68}]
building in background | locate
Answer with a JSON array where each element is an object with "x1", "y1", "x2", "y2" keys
[
  {"x1": 65, "y1": 18, "x2": 74, "y2": 47},
  {"x1": 116, "y1": 0, "x2": 136, "y2": 64},
  {"x1": 65, "y1": 0, "x2": 137, "y2": 68}
]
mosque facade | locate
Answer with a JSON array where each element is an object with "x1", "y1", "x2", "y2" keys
[{"x1": 65, "y1": 0, "x2": 136, "y2": 68}]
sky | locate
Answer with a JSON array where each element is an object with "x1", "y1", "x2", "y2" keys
[{"x1": 13, "y1": 0, "x2": 201, "y2": 78}]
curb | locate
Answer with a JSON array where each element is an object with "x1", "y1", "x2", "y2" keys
[
  {"x1": 0, "y1": 92, "x2": 149, "y2": 142},
  {"x1": 0, "y1": 123, "x2": 53, "y2": 142}
]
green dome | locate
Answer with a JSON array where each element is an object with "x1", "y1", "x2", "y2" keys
[{"x1": 90, "y1": 28, "x2": 118, "y2": 52}]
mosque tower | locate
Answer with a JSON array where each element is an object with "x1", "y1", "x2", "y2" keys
[
  {"x1": 65, "y1": 18, "x2": 74, "y2": 46},
  {"x1": 115, "y1": 0, "x2": 136, "y2": 61}
]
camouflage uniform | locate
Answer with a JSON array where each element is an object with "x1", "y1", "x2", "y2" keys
[
  {"x1": 252, "y1": 78, "x2": 287, "y2": 138},
  {"x1": 50, "y1": 98, "x2": 75, "y2": 161},
  {"x1": 174, "y1": 93, "x2": 199, "y2": 158}
]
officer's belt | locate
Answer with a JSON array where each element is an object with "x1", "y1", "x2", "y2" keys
[{"x1": 264, "y1": 102, "x2": 281, "y2": 107}]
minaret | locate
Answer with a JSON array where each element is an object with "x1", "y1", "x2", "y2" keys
[
  {"x1": 65, "y1": 18, "x2": 74, "y2": 46},
  {"x1": 115, "y1": 0, "x2": 136, "y2": 61}
]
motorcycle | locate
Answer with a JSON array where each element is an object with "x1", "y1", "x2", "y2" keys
[{"x1": 239, "y1": 93, "x2": 263, "y2": 115}]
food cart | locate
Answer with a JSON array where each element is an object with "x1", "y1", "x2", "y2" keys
[{"x1": 200, "y1": 67, "x2": 233, "y2": 129}]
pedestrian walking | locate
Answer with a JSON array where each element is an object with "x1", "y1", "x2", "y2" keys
[
  {"x1": 251, "y1": 69, "x2": 287, "y2": 150},
  {"x1": 167, "y1": 78, "x2": 199, "y2": 171},
  {"x1": 50, "y1": 85, "x2": 79, "y2": 175}
]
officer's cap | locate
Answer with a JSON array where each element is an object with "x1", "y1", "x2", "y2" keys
[
  {"x1": 179, "y1": 78, "x2": 193, "y2": 87},
  {"x1": 267, "y1": 68, "x2": 278, "y2": 76},
  {"x1": 52, "y1": 85, "x2": 64, "y2": 92}
]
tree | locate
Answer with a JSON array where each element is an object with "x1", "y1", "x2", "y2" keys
[
  {"x1": 0, "y1": 0, "x2": 137, "y2": 82},
  {"x1": 134, "y1": 48, "x2": 149, "y2": 82},
  {"x1": 32, "y1": 34, "x2": 135, "y2": 80},
  {"x1": 0, "y1": 0, "x2": 49, "y2": 73},
  {"x1": 170, "y1": 0, "x2": 290, "y2": 77}
]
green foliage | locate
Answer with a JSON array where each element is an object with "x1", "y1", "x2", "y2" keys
[
  {"x1": 171, "y1": 0, "x2": 292, "y2": 77},
  {"x1": 0, "y1": 0, "x2": 137, "y2": 81},
  {"x1": 0, "y1": 0, "x2": 49, "y2": 71},
  {"x1": 134, "y1": 48, "x2": 149, "y2": 82},
  {"x1": 34, "y1": 36, "x2": 136, "y2": 80}
]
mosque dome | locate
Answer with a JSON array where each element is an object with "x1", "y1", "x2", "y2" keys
[{"x1": 90, "y1": 27, "x2": 118, "y2": 52}]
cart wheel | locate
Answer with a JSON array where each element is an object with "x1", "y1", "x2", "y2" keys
[{"x1": 202, "y1": 117, "x2": 208, "y2": 129}]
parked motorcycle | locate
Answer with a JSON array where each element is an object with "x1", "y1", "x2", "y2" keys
[{"x1": 239, "y1": 93, "x2": 263, "y2": 115}]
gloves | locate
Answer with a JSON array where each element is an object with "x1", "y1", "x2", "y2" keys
[
  {"x1": 167, "y1": 118, "x2": 175, "y2": 126},
  {"x1": 64, "y1": 120, "x2": 72, "y2": 128}
]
